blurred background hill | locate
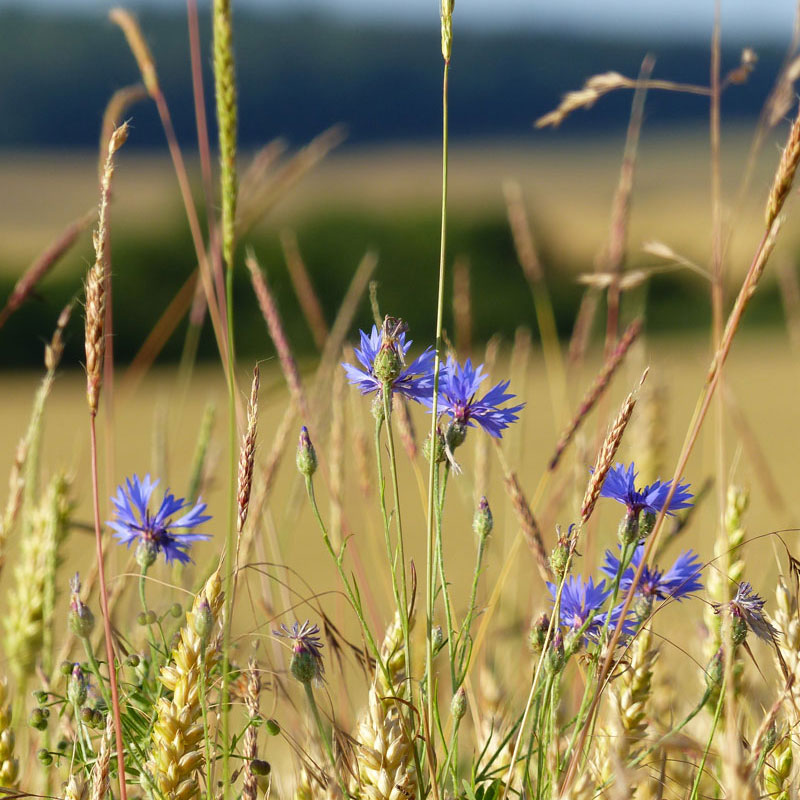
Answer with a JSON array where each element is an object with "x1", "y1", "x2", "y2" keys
[{"x1": 0, "y1": 5, "x2": 798, "y2": 366}]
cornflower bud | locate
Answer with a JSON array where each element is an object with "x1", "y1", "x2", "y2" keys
[
  {"x1": 546, "y1": 630, "x2": 566, "y2": 674},
  {"x1": 617, "y1": 508, "x2": 640, "y2": 546},
  {"x1": 549, "y1": 527, "x2": 572, "y2": 580},
  {"x1": 445, "y1": 419, "x2": 468, "y2": 452},
  {"x1": 68, "y1": 574, "x2": 95, "y2": 638},
  {"x1": 473, "y1": 496, "x2": 493, "y2": 540},
  {"x1": 296, "y1": 426, "x2": 318, "y2": 478},
  {"x1": 135, "y1": 539, "x2": 158, "y2": 570},
  {"x1": 423, "y1": 429, "x2": 446, "y2": 464},
  {"x1": 451, "y1": 687, "x2": 467, "y2": 721},
  {"x1": 275, "y1": 621, "x2": 325, "y2": 687},
  {"x1": 68, "y1": 664, "x2": 88, "y2": 708}
]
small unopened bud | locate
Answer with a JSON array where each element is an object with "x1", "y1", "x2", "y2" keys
[
  {"x1": 618, "y1": 509, "x2": 640, "y2": 545},
  {"x1": 547, "y1": 630, "x2": 566, "y2": 674},
  {"x1": 251, "y1": 758, "x2": 271, "y2": 776},
  {"x1": 296, "y1": 426, "x2": 318, "y2": 477},
  {"x1": 549, "y1": 529, "x2": 571, "y2": 580},
  {"x1": 373, "y1": 344, "x2": 403, "y2": 385},
  {"x1": 68, "y1": 573, "x2": 95, "y2": 638},
  {"x1": 265, "y1": 718, "x2": 281, "y2": 736},
  {"x1": 473, "y1": 497, "x2": 493, "y2": 540},
  {"x1": 37, "y1": 748, "x2": 52, "y2": 766},
  {"x1": 68, "y1": 664, "x2": 88, "y2": 708},
  {"x1": 529, "y1": 613, "x2": 550, "y2": 654},
  {"x1": 170, "y1": 602, "x2": 183, "y2": 618},
  {"x1": 451, "y1": 687, "x2": 467, "y2": 721},
  {"x1": 423, "y1": 429, "x2": 446, "y2": 464},
  {"x1": 60, "y1": 660, "x2": 74, "y2": 676},
  {"x1": 136, "y1": 539, "x2": 158, "y2": 570},
  {"x1": 80, "y1": 707, "x2": 93, "y2": 724},
  {"x1": 194, "y1": 598, "x2": 214, "y2": 642},
  {"x1": 34, "y1": 690, "x2": 48, "y2": 704},
  {"x1": 290, "y1": 650, "x2": 319, "y2": 685},
  {"x1": 29, "y1": 708, "x2": 48, "y2": 731}
]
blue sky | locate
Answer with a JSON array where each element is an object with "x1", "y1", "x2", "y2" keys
[{"x1": 4, "y1": 0, "x2": 797, "y2": 41}]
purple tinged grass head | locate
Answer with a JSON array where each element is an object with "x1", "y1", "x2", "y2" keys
[
  {"x1": 342, "y1": 323, "x2": 434, "y2": 403},
  {"x1": 429, "y1": 356, "x2": 524, "y2": 439},
  {"x1": 601, "y1": 545, "x2": 703, "y2": 602},
  {"x1": 109, "y1": 474, "x2": 211, "y2": 565},
  {"x1": 599, "y1": 462, "x2": 693, "y2": 516},
  {"x1": 546, "y1": 575, "x2": 635, "y2": 645}
]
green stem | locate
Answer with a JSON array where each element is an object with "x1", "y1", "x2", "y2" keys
[
  {"x1": 434, "y1": 465, "x2": 456, "y2": 689},
  {"x1": 138, "y1": 565, "x2": 160, "y2": 656},
  {"x1": 456, "y1": 533, "x2": 486, "y2": 684},
  {"x1": 200, "y1": 648, "x2": 214, "y2": 800},
  {"x1": 382, "y1": 389, "x2": 413, "y2": 702},
  {"x1": 689, "y1": 677, "x2": 724, "y2": 800},
  {"x1": 425, "y1": 51, "x2": 451, "y2": 774},
  {"x1": 304, "y1": 682, "x2": 347, "y2": 796}
]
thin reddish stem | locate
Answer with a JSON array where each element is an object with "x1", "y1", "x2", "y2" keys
[{"x1": 89, "y1": 414, "x2": 127, "y2": 800}]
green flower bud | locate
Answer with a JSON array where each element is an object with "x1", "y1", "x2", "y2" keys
[
  {"x1": 68, "y1": 664, "x2": 88, "y2": 708},
  {"x1": 29, "y1": 708, "x2": 48, "y2": 731},
  {"x1": 126, "y1": 654, "x2": 141, "y2": 668},
  {"x1": 60, "y1": 660, "x2": 73, "y2": 676},
  {"x1": 617, "y1": 509, "x2": 640, "y2": 546},
  {"x1": 445, "y1": 420, "x2": 468, "y2": 452},
  {"x1": 265, "y1": 718, "x2": 281, "y2": 736},
  {"x1": 423, "y1": 430, "x2": 446, "y2": 464},
  {"x1": 37, "y1": 748, "x2": 52, "y2": 766},
  {"x1": 296, "y1": 426, "x2": 318, "y2": 477},
  {"x1": 640, "y1": 511, "x2": 656, "y2": 539},
  {"x1": 546, "y1": 631, "x2": 566, "y2": 674},
  {"x1": 431, "y1": 625, "x2": 445, "y2": 656},
  {"x1": 170, "y1": 602, "x2": 183, "y2": 618},
  {"x1": 473, "y1": 497, "x2": 493, "y2": 540},
  {"x1": 135, "y1": 539, "x2": 158, "y2": 570},
  {"x1": 34, "y1": 690, "x2": 48, "y2": 704},
  {"x1": 80, "y1": 707, "x2": 93, "y2": 724},
  {"x1": 451, "y1": 687, "x2": 467, "y2": 721},
  {"x1": 373, "y1": 345, "x2": 403, "y2": 385}
]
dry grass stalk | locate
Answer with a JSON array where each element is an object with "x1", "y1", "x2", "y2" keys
[
  {"x1": 242, "y1": 659, "x2": 263, "y2": 800},
  {"x1": 766, "y1": 54, "x2": 800, "y2": 128},
  {"x1": 452, "y1": 256, "x2": 472, "y2": 356},
  {"x1": 503, "y1": 473, "x2": 550, "y2": 581},
  {"x1": 580, "y1": 375, "x2": 643, "y2": 524},
  {"x1": 536, "y1": 72, "x2": 710, "y2": 128},
  {"x1": 247, "y1": 253, "x2": 310, "y2": 420},
  {"x1": 264, "y1": 403, "x2": 297, "y2": 499},
  {"x1": 282, "y1": 230, "x2": 329, "y2": 351},
  {"x1": 549, "y1": 318, "x2": 642, "y2": 471},
  {"x1": 0, "y1": 678, "x2": 18, "y2": 788},
  {"x1": 237, "y1": 366, "x2": 260, "y2": 535},
  {"x1": 90, "y1": 714, "x2": 114, "y2": 800},
  {"x1": 0, "y1": 212, "x2": 92, "y2": 331},
  {"x1": 767, "y1": 100, "x2": 800, "y2": 227},
  {"x1": 146, "y1": 568, "x2": 224, "y2": 800},
  {"x1": 109, "y1": 9, "x2": 158, "y2": 93},
  {"x1": 99, "y1": 83, "x2": 147, "y2": 174},
  {"x1": 581, "y1": 370, "x2": 647, "y2": 524},
  {"x1": 85, "y1": 122, "x2": 128, "y2": 416},
  {"x1": 503, "y1": 181, "x2": 543, "y2": 284}
]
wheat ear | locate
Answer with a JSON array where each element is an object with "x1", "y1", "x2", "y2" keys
[{"x1": 145, "y1": 568, "x2": 224, "y2": 800}]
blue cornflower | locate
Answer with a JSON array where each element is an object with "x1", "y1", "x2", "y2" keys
[
  {"x1": 599, "y1": 462, "x2": 693, "y2": 517},
  {"x1": 275, "y1": 620, "x2": 326, "y2": 686},
  {"x1": 428, "y1": 357, "x2": 524, "y2": 439},
  {"x1": 713, "y1": 581, "x2": 779, "y2": 643},
  {"x1": 547, "y1": 575, "x2": 635, "y2": 644},
  {"x1": 109, "y1": 474, "x2": 211, "y2": 565},
  {"x1": 601, "y1": 544, "x2": 703, "y2": 602},
  {"x1": 342, "y1": 322, "x2": 434, "y2": 403}
]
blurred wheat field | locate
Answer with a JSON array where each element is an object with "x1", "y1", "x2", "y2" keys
[{"x1": 0, "y1": 126, "x2": 793, "y2": 275}]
